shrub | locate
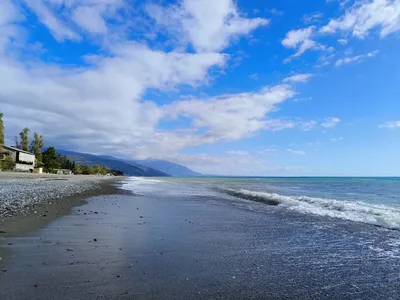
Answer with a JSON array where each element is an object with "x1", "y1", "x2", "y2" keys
[{"x1": 2, "y1": 154, "x2": 15, "y2": 171}]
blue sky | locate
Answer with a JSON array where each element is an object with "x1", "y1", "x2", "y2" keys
[{"x1": 0, "y1": 0, "x2": 400, "y2": 175}]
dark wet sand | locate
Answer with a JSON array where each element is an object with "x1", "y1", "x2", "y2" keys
[{"x1": 1, "y1": 190, "x2": 400, "y2": 299}]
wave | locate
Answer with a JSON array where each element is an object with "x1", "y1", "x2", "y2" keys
[
  {"x1": 222, "y1": 188, "x2": 400, "y2": 230},
  {"x1": 128, "y1": 177, "x2": 164, "y2": 183}
]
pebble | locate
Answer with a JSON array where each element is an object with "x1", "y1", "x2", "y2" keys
[{"x1": 0, "y1": 179, "x2": 101, "y2": 218}]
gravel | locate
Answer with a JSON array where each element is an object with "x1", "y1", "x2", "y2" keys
[{"x1": 0, "y1": 178, "x2": 101, "y2": 218}]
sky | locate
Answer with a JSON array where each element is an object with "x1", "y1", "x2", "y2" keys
[{"x1": 0, "y1": 0, "x2": 400, "y2": 176}]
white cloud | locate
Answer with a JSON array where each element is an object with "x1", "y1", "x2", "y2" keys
[
  {"x1": 0, "y1": 0, "x2": 19, "y2": 26},
  {"x1": 270, "y1": 8, "x2": 284, "y2": 16},
  {"x1": 157, "y1": 151, "x2": 303, "y2": 176},
  {"x1": 282, "y1": 26, "x2": 324, "y2": 61},
  {"x1": 283, "y1": 73, "x2": 313, "y2": 83},
  {"x1": 146, "y1": 0, "x2": 269, "y2": 52},
  {"x1": 0, "y1": 0, "x2": 22, "y2": 53},
  {"x1": 379, "y1": 121, "x2": 400, "y2": 128},
  {"x1": 227, "y1": 150, "x2": 250, "y2": 156},
  {"x1": 0, "y1": 1, "x2": 298, "y2": 163},
  {"x1": 165, "y1": 85, "x2": 296, "y2": 141},
  {"x1": 287, "y1": 149, "x2": 306, "y2": 155},
  {"x1": 71, "y1": 5, "x2": 108, "y2": 34},
  {"x1": 258, "y1": 147, "x2": 277, "y2": 154},
  {"x1": 335, "y1": 50, "x2": 378, "y2": 66},
  {"x1": 321, "y1": 117, "x2": 341, "y2": 128},
  {"x1": 23, "y1": 0, "x2": 81, "y2": 41},
  {"x1": 249, "y1": 73, "x2": 259, "y2": 80},
  {"x1": 282, "y1": 0, "x2": 399, "y2": 65},
  {"x1": 303, "y1": 12, "x2": 324, "y2": 24},
  {"x1": 301, "y1": 121, "x2": 318, "y2": 131},
  {"x1": 0, "y1": 40, "x2": 228, "y2": 158},
  {"x1": 330, "y1": 136, "x2": 343, "y2": 142},
  {"x1": 320, "y1": 0, "x2": 400, "y2": 38}
]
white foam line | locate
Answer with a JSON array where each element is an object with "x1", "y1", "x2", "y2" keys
[{"x1": 236, "y1": 189, "x2": 400, "y2": 230}]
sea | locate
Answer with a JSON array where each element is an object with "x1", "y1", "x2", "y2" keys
[{"x1": 124, "y1": 176, "x2": 400, "y2": 231}]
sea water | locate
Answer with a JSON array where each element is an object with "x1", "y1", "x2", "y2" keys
[{"x1": 123, "y1": 177, "x2": 400, "y2": 231}]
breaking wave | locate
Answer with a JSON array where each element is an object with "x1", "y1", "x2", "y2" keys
[{"x1": 222, "y1": 188, "x2": 400, "y2": 230}]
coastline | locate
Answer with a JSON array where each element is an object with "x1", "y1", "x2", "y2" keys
[
  {"x1": 1, "y1": 177, "x2": 400, "y2": 299},
  {"x1": 0, "y1": 173, "x2": 127, "y2": 237}
]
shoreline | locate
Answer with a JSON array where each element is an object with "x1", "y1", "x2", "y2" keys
[
  {"x1": 0, "y1": 174, "x2": 127, "y2": 238},
  {"x1": 1, "y1": 178, "x2": 400, "y2": 299}
]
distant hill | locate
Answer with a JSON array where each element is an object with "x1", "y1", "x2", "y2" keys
[
  {"x1": 130, "y1": 159, "x2": 202, "y2": 177},
  {"x1": 57, "y1": 150, "x2": 170, "y2": 177}
]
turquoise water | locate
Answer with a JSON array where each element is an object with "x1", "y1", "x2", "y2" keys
[
  {"x1": 193, "y1": 177, "x2": 400, "y2": 205},
  {"x1": 124, "y1": 177, "x2": 400, "y2": 230}
]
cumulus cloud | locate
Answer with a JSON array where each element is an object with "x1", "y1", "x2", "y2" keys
[
  {"x1": 0, "y1": 0, "x2": 305, "y2": 167},
  {"x1": 146, "y1": 0, "x2": 269, "y2": 52},
  {"x1": 71, "y1": 5, "x2": 108, "y2": 34},
  {"x1": 164, "y1": 85, "x2": 296, "y2": 141},
  {"x1": 335, "y1": 50, "x2": 378, "y2": 66},
  {"x1": 0, "y1": 42, "x2": 229, "y2": 158}
]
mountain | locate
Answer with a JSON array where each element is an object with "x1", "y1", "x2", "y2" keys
[
  {"x1": 57, "y1": 150, "x2": 170, "y2": 177},
  {"x1": 131, "y1": 159, "x2": 202, "y2": 177}
]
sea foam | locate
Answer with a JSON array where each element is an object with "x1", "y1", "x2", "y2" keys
[{"x1": 224, "y1": 189, "x2": 400, "y2": 230}]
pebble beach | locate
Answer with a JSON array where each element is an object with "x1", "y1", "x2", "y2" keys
[
  {"x1": 0, "y1": 177, "x2": 100, "y2": 218},
  {"x1": 0, "y1": 172, "x2": 123, "y2": 235}
]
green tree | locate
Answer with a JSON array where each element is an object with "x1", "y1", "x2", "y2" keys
[
  {"x1": 31, "y1": 133, "x2": 44, "y2": 167},
  {"x1": 0, "y1": 112, "x2": 4, "y2": 148},
  {"x1": 42, "y1": 147, "x2": 61, "y2": 173},
  {"x1": 19, "y1": 128, "x2": 30, "y2": 151},
  {"x1": 73, "y1": 164, "x2": 82, "y2": 175},
  {"x1": 2, "y1": 153, "x2": 15, "y2": 171},
  {"x1": 81, "y1": 166, "x2": 92, "y2": 175}
]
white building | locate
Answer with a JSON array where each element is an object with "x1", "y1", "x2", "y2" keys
[{"x1": 1, "y1": 145, "x2": 36, "y2": 172}]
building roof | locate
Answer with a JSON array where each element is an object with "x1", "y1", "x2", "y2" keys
[{"x1": 2, "y1": 145, "x2": 35, "y2": 156}]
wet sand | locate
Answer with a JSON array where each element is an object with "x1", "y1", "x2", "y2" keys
[{"x1": 1, "y1": 187, "x2": 400, "y2": 299}]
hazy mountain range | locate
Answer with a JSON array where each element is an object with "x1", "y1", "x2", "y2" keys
[{"x1": 57, "y1": 150, "x2": 201, "y2": 177}]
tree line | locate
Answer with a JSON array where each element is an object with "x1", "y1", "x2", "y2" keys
[{"x1": 0, "y1": 112, "x2": 123, "y2": 175}]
